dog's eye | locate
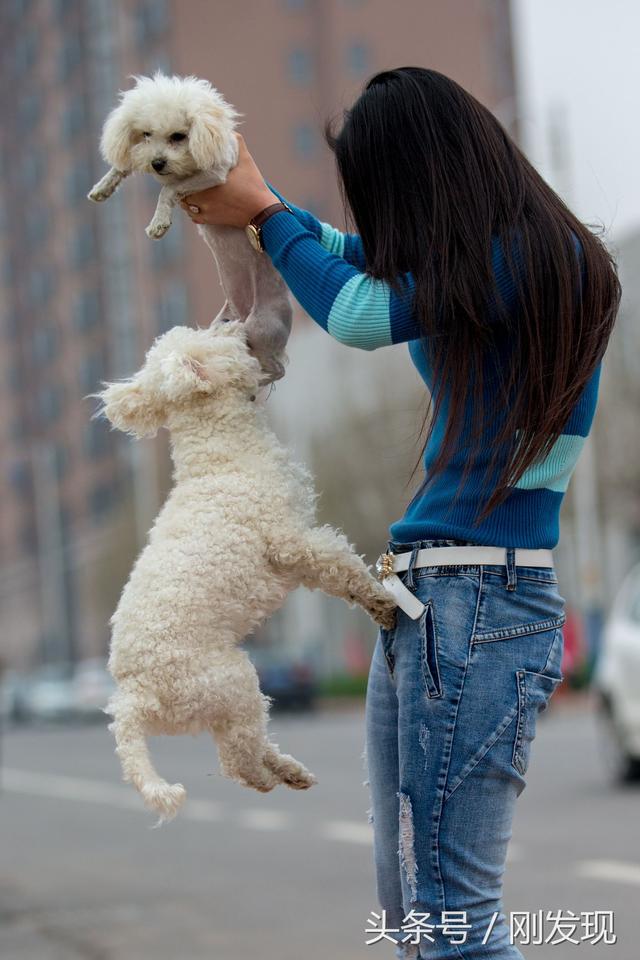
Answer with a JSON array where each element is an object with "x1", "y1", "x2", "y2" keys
[
  {"x1": 169, "y1": 132, "x2": 187, "y2": 143},
  {"x1": 142, "y1": 131, "x2": 151, "y2": 138}
]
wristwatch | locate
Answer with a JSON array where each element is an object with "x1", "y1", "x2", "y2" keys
[{"x1": 245, "y1": 201, "x2": 292, "y2": 252}]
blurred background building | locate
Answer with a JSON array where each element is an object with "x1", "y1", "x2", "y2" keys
[{"x1": 0, "y1": 0, "x2": 637, "y2": 684}]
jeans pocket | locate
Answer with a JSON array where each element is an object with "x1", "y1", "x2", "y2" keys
[
  {"x1": 473, "y1": 575, "x2": 566, "y2": 644},
  {"x1": 512, "y1": 668, "x2": 563, "y2": 775},
  {"x1": 420, "y1": 600, "x2": 443, "y2": 699}
]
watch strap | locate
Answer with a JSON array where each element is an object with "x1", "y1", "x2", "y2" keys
[{"x1": 248, "y1": 201, "x2": 291, "y2": 231}]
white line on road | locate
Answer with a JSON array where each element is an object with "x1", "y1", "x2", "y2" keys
[
  {"x1": 574, "y1": 860, "x2": 640, "y2": 887},
  {"x1": 2, "y1": 768, "x2": 370, "y2": 846},
  {"x1": 322, "y1": 820, "x2": 373, "y2": 845},
  {"x1": 237, "y1": 808, "x2": 291, "y2": 831},
  {"x1": 182, "y1": 798, "x2": 225, "y2": 822},
  {"x1": 2, "y1": 767, "x2": 143, "y2": 811},
  {"x1": 506, "y1": 842, "x2": 523, "y2": 863}
]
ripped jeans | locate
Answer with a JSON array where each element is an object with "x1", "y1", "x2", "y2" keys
[{"x1": 364, "y1": 538, "x2": 566, "y2": 959}]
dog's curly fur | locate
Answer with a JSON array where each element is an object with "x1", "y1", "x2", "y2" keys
[
  {"x1": 94, "y1": 320, "x2": 396, "y2": 822},
  {"x1": 88, "y1": 72, "x2": 292, "y2": 384}
]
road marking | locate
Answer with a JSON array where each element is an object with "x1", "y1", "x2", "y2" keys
[
  {"x1": 506, "y1": 842, "x2": 523, "y2": 863},
  {"x1": 237, "y1": 808, "x2": 291, "y2": 831},
  {"x1": 182, "y1": 798, "x2": 225, "y2": 822},
  {"x1": 322, "y1": 819, "x2": 373, "y2": 845},
  {"x1": 2, "y1": 769, "x2": 370, "y2": 846},
  {"x1": 2, "y1": 767, "x2": 143, "y2": 811},
  {"x1": 574, "y1": 860, "x2": 640, "y2": 887}
]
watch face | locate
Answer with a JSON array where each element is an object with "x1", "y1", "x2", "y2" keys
[{"x1": 245, "y1": 224, "x2": 261, "y2": 251}]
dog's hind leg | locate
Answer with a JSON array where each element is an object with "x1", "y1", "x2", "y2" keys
[
  {"x1": 262, "y1": 743, "x2": 317, "y2": 790},
  {"x1": 213, "y1": 717, "x2": 281, "y2": 793},
  {"x1": 109, "y1": 704, "x2": 186, "y2": 822}
]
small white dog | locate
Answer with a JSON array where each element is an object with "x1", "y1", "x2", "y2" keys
[
  {"x1": 95, "y1": 320, "x2": 396, "y2": 822},
  {"x1": 88, "y1": 73, "x2": 291, "y2": 384}
]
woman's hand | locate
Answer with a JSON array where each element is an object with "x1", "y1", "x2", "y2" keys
[{"x1": 180, "y1": 133, "x2": 278, "y2": 229}]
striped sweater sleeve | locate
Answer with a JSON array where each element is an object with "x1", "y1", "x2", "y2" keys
[
  {"x1": 266, "y1": 182, "x2": 367, "y2": 270},
  {"x1": 260, "y1": 208, "x2": 421, "y2": 350}
]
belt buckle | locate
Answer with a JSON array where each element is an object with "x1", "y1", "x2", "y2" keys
[{"x1": 376, "y1": 552, "x2": 395, "y2": 581}]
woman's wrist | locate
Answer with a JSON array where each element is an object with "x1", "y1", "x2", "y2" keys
[{"x1": 244, "y1": 190, "x2": 280, "y2": 227}]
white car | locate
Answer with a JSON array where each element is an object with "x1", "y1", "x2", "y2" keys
[
  {"x1": 71, "y1": 658, "x2": 116, "y2": 720},
  {"x1": 594, "y1": 561, "x2": 640, "y2": 782}
]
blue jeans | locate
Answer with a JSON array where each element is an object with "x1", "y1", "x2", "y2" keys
[{"x1": 364, "y1": 538, "x2": 566, "y2": 959}]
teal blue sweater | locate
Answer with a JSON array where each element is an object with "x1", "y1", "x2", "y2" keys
[{"x1": 261, "y1": 189, "x2": 601, "y2": 549}]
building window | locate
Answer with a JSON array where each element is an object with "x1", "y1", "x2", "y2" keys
[
  {"x1": 79, "y1": 353, "x2": 104, "y2": 393},
  {"x1": 346, "y1": 41, "x2": 370, "y2": 75},
  {"x1": 13, "y1": 30, "x2": 37, "y2": 75},
  {"x1": 11, "y1": 415, "x2": 26, "y2": 442},
  {"x1": 287, "y1": 48, "x2": 313, "y2": 86},
  {"x1": 84, "y1": 419, "x2": 110, "y2": 458},
  {"x1": 36, "y1": 383, "x2": 64, "y2": 424},
  {"x1": 5, "y1": 308, "x2": 19, "y2": 338},
  {"x1": 22, "y1": 521, "x2": 37, "y2": 555},
  {"x1": 65, "y1": 159, "x2": 92, "y2": 204},
  {"x1": 69, "y1": 222, "x2": 96, "y2": 268},
  {"x1": 9, "y1": 460, "x2": 32, "y2": 498},
  {"x1": 151, "y1": 213, "x2": 182, "y2": 266},
  {"x1": 28, "y1": 267, "x2": 55, "y2": 306},
  {"x1": 2, "y1": 254, "x2": 14, "y2": 287},
  {"x1": 32, "y1": 326, "x2": 57, "y2": 364},
  {"x1": 292, "y1": 123, "x2": 317, "y2": 160},
  {"x1": 157, "y1": 281, "x2": 188, "y2": 332},
  {"x1": 61, "y1": 93, "x2": 86, "y2": 139},
  {"x1": 53, "y1": 443, "x2": 69, "y2": 482},
  {"x1": 89, "y1": 481, "x2": 114, "y2": 520},
  {"x1": 303, "y1": 197, "x2": 323, "y2": 218},
  {"x1": 134, "y1": 0, "x2": 169, "y2": 47},
  {"x1": 21, "y1": 152, "x2": 44, "y2": 190},
  {"x1": 9, "y1": 0, "x2": 30, "y2": 22},
  {"x1": 73, "y1": 288, "x2": 101, "y2": 331},
  {"x1": 26, "y1": 206, "x2": 51, "y2": 247},
  {"x1": 18, "y1": 91, "x2": 41, "y2": 130},
  {"x1": 58, "y1": 33, "x2": 82, "y2": 82}
]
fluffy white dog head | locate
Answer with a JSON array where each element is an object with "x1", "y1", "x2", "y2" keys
[
  {"x1": 100, "y1": 72, "x2": 240, "y2": 179},
  {"x1": 94, "y1": 321, "x2": 261, "y2": 439}
]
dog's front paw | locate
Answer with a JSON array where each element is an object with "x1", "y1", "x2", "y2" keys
[
  {"x1": 368, "y1": 593, "x2": 398, "y2": 630},
  {"x1": 146, "y1": 217, "x2": 171, "y2": 239},
  {"x1": 88, "y1": 186, "x2": 111, "y2": 202}
]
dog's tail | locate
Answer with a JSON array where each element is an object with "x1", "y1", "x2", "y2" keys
[{"x1": 107, "y1": 698, "x2": 186, "y2": 824}]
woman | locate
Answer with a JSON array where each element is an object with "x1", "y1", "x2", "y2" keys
[{"x1": 182, "y1": 68, "x2": 620, "y2": 959}]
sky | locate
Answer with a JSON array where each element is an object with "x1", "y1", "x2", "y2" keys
[{"x1": 512, "y1": 0, "x2": 640, "y2": 243}]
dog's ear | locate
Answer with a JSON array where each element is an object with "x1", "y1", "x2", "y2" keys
[
  {"x1": 160, "y1": 352, "x2": 218, "y2": 400},
  {"x1": 189, "y1": 105, "x2": 233, "y2": 171},
  {"x1": 161, "y1": 329, "x2": 261, "y2": 399},
  {"x1": 92, "y1": 378, "x2": 164, "y2": 439},
  {"x1": 100, "y1": 103, "x2": 133, "y2": 171}
]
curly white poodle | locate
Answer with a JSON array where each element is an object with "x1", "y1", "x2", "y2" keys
[
  {"x1": 94, "y1": 320, "x2": 396, "y2": 822},
  {"x1": 88, "y1": 72, "x2": 291, "y2": 384}
]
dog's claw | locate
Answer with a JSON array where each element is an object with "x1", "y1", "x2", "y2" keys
[{"x1": 146, "y1": 219, "x2": 171, "y2": 239}]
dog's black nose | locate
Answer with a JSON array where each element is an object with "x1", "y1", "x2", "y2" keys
[{"x1": 152, "y1": 158, "x2": 166, "y2": 172}]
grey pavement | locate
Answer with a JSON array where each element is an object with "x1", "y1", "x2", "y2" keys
[{"x1": 0, "y1": 694, "x2": 638, "y2": 960}]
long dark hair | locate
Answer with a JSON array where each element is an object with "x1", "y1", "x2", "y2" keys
[{"x1": 324, "y1": 67, "x2": 621, "y2": 526}]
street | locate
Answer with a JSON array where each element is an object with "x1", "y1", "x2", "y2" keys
[{"x1": 0, "y1": 696, "x2": 638, "y2": 960}]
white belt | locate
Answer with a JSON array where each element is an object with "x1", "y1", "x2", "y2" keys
[{"x1": 376, "y1": 546, "x2": 555, "y2": 621}]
